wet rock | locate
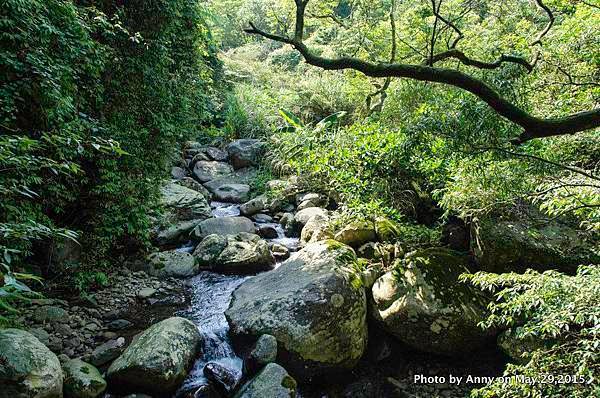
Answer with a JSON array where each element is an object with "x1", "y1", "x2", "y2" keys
[
  {"x1": 176, "y1": 177, "x2": 212, "y2": 200},
  {"x1": 28, "y1": 327, "x2": 50, "y2": 345},
  {"x1": 252, "y1": 213, "x2": 273, "y2": 223},
  {"x1": 90, "y1": 337, "x2": 126, "y2": 367},
  {"x1": 212, "y1": 183, "x2": 251, "y2": 203},
  {"x1": 194, "y1": 233, "x2": 275, "y2": 274},
  {"x1": 33, "y1": 305, "x2": 68, "y2": 323},
  {"x1": 107, "y1": 317, "x2": 201, "y2": 396},
  {"x1": 62, "y1": 359, "x2": 106, "y2": 398},
  {"x1": 161, "y1": 182, "x2": 211, "y2": 221},
  {"x1": 233, "y1": 363, "x2": 297, "y2": 398},
  {"x1": 226, "y1": 241, "x2": 367, "y2": 381},
  {"x1": 156, "y1": 219, "x2": 203, "y2": 247},
  {"x1": 203, "y1": 362, "x2": 241, "y2": 395},
  {"x1": 193, "y1": 217, "x2": 256, "y2": 239},
  {"x1": 244, "y1": 334, "x2": 277, "y2": 375},
  {"x1": 0, "y1": 328, "x2": 63, "y2": 398},
  {"x1": 334, "y1": 221, "x2": 377, "y2": 248},
  {"x1": 137, "y1": 288, "x2": 157, "y2": 299},
  {"x1": 296, "y1": 193, "x2": 326, "y2": 210},
  {"x1": 225, "y1": 139, "x2": 266, "y2": 169},
  {"x1": 193, "y1": 161, "x2": 233, "y2": 183},
  {"x1": 107, "y1": 319, "x2": 133, "y2": 331},
  {"x1": 146, "y1": 250, "x2": 198, "y2": 278},
  {"x1": 269, "y1": 243, "x2": 290, "y2": 261},
  {"x1": 371, "y1": 248, "x2": 494, "y2": 355},
  {"x1": 258, "y1": 225, "x2": 278, "y2": 239},
  {"x1": 240, "y1": 195, "x2": 268, "y2": 216},
  {"x1": 182, "y1": 384, "x2": 222, "y2": 398}
]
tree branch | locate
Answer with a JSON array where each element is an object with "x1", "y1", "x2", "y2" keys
[
  {"x1": 531, "y1": 0, "x2": 555, "y2": 47},
  {"x1": 245, "y1": 1, "x2": 600, "y2": 144},
  {"x1": 430, "y1": 49, "x2": 534, "y2": 72}
]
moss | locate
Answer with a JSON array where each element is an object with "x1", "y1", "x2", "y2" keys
[{"x1": 281, "y1": 374, "x2": 297, "y2": 390}]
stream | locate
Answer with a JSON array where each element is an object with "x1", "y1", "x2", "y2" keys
[{"x1": 175, "y1": 200, "x2": 300, "y2": 396}]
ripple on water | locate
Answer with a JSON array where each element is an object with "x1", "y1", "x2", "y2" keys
[
  {"x1": 176, "y1": 271, "x2": 249, "y2": 395},
  {"x1": 211, "y1": 201, "x2": 241, "y2": 218}
]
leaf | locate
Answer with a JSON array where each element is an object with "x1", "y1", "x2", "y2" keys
[{"x1": 279, "y1": 109, "x2": 304, "y2": 129}]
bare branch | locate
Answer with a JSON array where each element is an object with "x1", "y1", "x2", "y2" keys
[
  {"x1": 430, "y1": 49, "x2": 534, "y2": 72},
  {"x1": 531, "y1": 0, "x2": 555, "y2": 47}
]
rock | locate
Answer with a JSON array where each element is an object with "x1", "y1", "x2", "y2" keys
[
  {"x1": 279, "y1": 213, "x2": 295, "y2": 227},
  {"x1": 194, "y1": 233, "x2": 275, "y2": 274},
  {"x1": 296, "y1": 193, "x2": 326, "y2": 211},
  {"x1": 226, "y1": 241, "x2": 367, "y2": 381},
  {"x1": 233, "y1": 363, "x2": 297, "y2": 398},
  {"x1": 225, "y1": 139, "x2": 266, "y2": 169},
  {"x1": 203, "y1": 362, "x2": 241, "y2": 395},
  {"x1": 294, "y1": 207, "x2": 328, "y2": 226},
  {"x1": 258, "y1": 225, "x2": 278, "y2": 239},
  {"x1": 270, "y1": 243, "x2": 290, "y2": 261},
  {"x1": 334, "y1": 221, "x2": 376, "y2": 248},
  {"x1": 240, "y1": 195, "x2": 268, "y2": 216},
  {"x1": 193, "y1": 217, "x2": 255, "y2": 239},
  {"x1": 161, "y1": 182, "x2": 211, "y2": 221},
  {"x1": 244, "y1": 334, "x2": 278, "y2": 375},
  {"x1": 138, "y1": 288, "x2": 157, "y2": 299},
  {"x1": 175, "y1": 177, "x2": 212, "y2": 199},
  {"x1": 107, "y1": 319, "x2": 133, "y2": 331},
  {"x1": 107, "y1": 317, "x2": 201, "y2": 396},
  {"x1": 472, "y1": 218, "x2": 600, "y2": 273},
  {"x1": 193, "y1": 161, "x2": 233, "y2": 183},
  {"x1": 371, "y1": 248, "x2": 493, "y2": 355},
  {"x1": 300, "y1": 214, "x2": 332, "y2": 244},
  {"x1": 0, "y1": 328, "x2": 63, "y2": 398},
  {"x1": 266, "y1": 179, "x2": 291, "y2": 191},
  {"x1": 33, "y1": 305, "x2": 68, "y2": 323},
  {"x1": 374, "y1": 217, "x2": 402, "y2": 242},
  {"x1": 212, "y1": 183, "x2": 251, "y2": 203},
  {"x1": 204, "y1": 147, "x2": 229, "y2": 162},
  {"x1": 253, "y1": 213, "x2": 273, "y2": 223},
  {"x1": 171, "y1": 166, "x2": 187, "y2": 180},
  {"x1": 156, "y1": 219, "x2": 202, "y2": 247},
  {"x1": 146, "y1": 250, "x2": 198, "y2": 278},
  {"x1": 182, "y1": 384, "x2": 221, "y2": 398},
  {"x1": 441, "y1": 217, "x2": 470, "y2": 252},
  {"x1": 90, "y1": 337, "x2": 126, "y2": 367},
  {"x1": 28, "y1": 327, "x2": 50, "y2": 346},
  {"x1": 62, "y1": 359, "x2": 106, "y2": 398}
]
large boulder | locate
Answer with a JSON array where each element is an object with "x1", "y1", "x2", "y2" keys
[
  {"x1": 300, "y1": 214, "x2": 332, "y2": 244},
  {"x1": 226, "y1": 139, "x2": 266, "y2": 169},
  {"x1": 294, "y1": 207, "x2": 328, "y2": 226},
  {"x1": 193, "y1": 233, "x2": 275, "y2": 274},
  {"x1": 472, "y1": 218, "x2": 600, "y2": 274},
  {"x1": 161, "y1": 182, "x2": 211, "y2": 221},
  {"x1": 146, "y1": 250, "x2": 198, "y2": 278},
  {"x1": 193, "y1": 217, "x2": 256, "y2": 239},
  {"x1": 0, "y1": 328, "x2": 63, "y2": 398},
  {"x1": 334, "y1": 221, "x2": 376, "y2": 248},
  {"x1": 193, "y1": 161, "x2": 233, "y2": 183},
  {"x1": 106, "y1": 317, "x2": 201, "y2": 396},
  {"x1": 62, "y1": 359, "x2": 106, "y2": 398},
  {"x1": 156, "y1": 219, "x2": 202, "y2": 247},
  {"x1": 226, "y1": 241, "x2": 367, "y2": 381},
  {"x1": 233, "y1": 363, "x2": 297, "y2": 398},
  {"x1": 240, "y1": 195, "x2": 268, "y2": 217},
  {"x1": 212, "y1": 183, "x2": 251, "y2": 203},
  {"x1": 371, "y1": 248, "x2": 493, "y2": 356},
  {"x1": 175, "y1": 177, "x2": 212, "y2": 200}
]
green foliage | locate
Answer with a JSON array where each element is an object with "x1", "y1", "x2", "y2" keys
[
  {"x1": 463, "y1": 266, "x2": 600, "y2": 398},
  {"x1": 0, "y1": 0, "x2": 222, "y2": 314}
]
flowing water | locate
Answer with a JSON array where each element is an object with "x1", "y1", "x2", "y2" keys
[{"x1": 175, "y1": 200, "x2": 299, "y2": 396}]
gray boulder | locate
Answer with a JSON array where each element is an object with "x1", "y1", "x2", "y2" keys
[
  {"x1": 226, "y1": 241, "x2": 367, "y2": 381},
  {"x1": 106, "y1": 317, "x2": 201, "y2": 396},
  {"x1": 294, "y1": 207, "x2": 328, "y2": 226},
  {"x1": 89, "y1": 337, "x2": 126, "y2": 367},
  {"x1": 244, "y1": 334, "x2": 278, "y2": 375},
  {"x1": 334, "y1": 221, "x2": 376, "y2": 248},
  {"x1": 33, "y1": 305, "x2": 68, "y2": 323},
  {"x1": 212, "y1": 183, "x2": 251, "y2": 203},
  {"x1": 175, "y1": 177, "x2": 211, "y2": 199},
  {"x1": 161, "y1": 182, "x2": 211, "y2": 221},
  {"x1": 146, "y1": 250, "x2": 198, "y2": 278},
  {"x1": 0, "y1": 328, "x2": 63, "y2": 398},
  {"x1": 193, "y1": 217, "x2": 256, "y2": 239},
  {"x1": 371, "y1": 248, "x2": 493, "y2": 356},
  {"x1": 62, "y1": 359, "x2": 106, "y2": 398},
  {"x1": 233, "y1": 363, "x2": 297, "y2": 398},
  {"x1": 193, "y1": 233, "x2": 275, "y2": 274},
  {"x1": 240, "y1": 195, "x2": 268, "y2": 217},
  {"x1": 156, "y1": 219, "x2": 202, "y2": 247},
  {"x1": 193, "y1": 161, "x2": 233, "y2": 183},
  {"x1": 226, "y1": 139, "x2": 266, "y2": 169},
  {"x1": 300, "y1": 214, "x2": 332, "y2": 244}
]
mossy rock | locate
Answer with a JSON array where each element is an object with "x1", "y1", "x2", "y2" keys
[
  {"x1": 233, "y1": 363, "x2": 297, "y2": 398},
  {"x1": 334, "y1": 221, "x2": 376, "y2": 248},
  {"x1": 62, "y1": 359, "x2": 106, "y2": 398},
  {"x1": 374, "y1": 217, "x2": 402, "y2": 242},
  {"x1": 371, "y1": 247, "x2": 494, "y2": 355}
]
